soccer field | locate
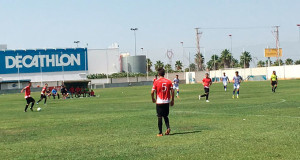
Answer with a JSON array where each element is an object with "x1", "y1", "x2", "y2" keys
[{"x1": 1, "y1": 80, "x2": 299, "y2": 159}]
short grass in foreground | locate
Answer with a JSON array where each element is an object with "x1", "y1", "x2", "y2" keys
[{"x1": 0, "y1": 80, "x2": 299, "y2": 159}]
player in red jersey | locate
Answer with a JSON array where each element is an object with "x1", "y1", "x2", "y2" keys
[
  {"x1": 199, "y1": 73, "x2": 212, "y2": 102},
  {"x1": 153, "y1": 75, "x2": 158, "y2": 84},
  {"x1": 21, "y1": 82, "x2": 35, "y2": 112},
  {"x1": 69, "y1": 86, "x2": 75, "y2": 98},
  {"x1": 151, "y1": 68, "x2": 174, "y2": 136},
  {"x1": 37, "y1": 83, "x2": 48, "y2": 105}
]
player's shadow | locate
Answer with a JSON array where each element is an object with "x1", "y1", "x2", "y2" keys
[{"x1": 169, "y1": 130, "x2": 202, "y2": 136}]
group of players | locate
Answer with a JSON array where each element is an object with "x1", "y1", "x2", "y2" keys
[
  {"x1": 151, "y1": 68, "x2": 279, "y2": 136},
  {"x1": 21, "y1": 83, "x2": 96, "y2": 112}
]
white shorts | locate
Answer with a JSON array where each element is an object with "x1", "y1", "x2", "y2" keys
[
  {"x1": 223, "y1": 81, "x2": 227, "y2": 86},
  {"x1": 234, "y1": 84, "x2": 240, "y2": 89},
  {"x1": 173, "y1": 86, "x2": 179, "y2": 90}
]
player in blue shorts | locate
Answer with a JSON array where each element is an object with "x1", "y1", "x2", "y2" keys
[
  {"x1": 173, "y1": 75, "x2": 180, "y2": 98},
  {"x1": 232, "y1": 71, "x2": 243, "y2": 99},
  {"x1": 221, "y1": 72, "x2": 230, "y2": 91}
]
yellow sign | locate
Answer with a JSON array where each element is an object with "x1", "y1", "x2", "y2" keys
[{"x1": 264, "y1": 48, "x2": 282, "y2": 57}]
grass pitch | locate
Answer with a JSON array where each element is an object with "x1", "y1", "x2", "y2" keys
[{"x1": 1, "y1": 80, "x2": 300, "y2": 159}]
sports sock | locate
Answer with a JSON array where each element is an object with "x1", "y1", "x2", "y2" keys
[
  {"x1": 237, "y1": 91, "x2": 239, "y2": 95},
  {"x1": 201, "y1": 94, "x2": 206, "y2": 97},
  {"x1": 177, "y1": 91, "x2": 179, "y2": 96},
  {"x1": 44, "y1": 98, "x2": 47, "y2": 104},
  {"x1": 158, "y1": 117, "x2": 163, "y2": 134},
  {"x1": 206, "y1": 93, "x2": 209, "y2": 100},
  {"x1": 233, "y1": 91, "x2": 235, "y2": 95},
  {"x1": 31, "y1": 101, "x2": 35, "y2": 109},
  {"x1": 37, "y1": 99, "x2": 41, "y2": 103},
  {"x1": 272, "y1": 87, "x2": 274, "y2": 92},
  {"x1": 163, "y1": 116, "x2": 170, "y2": 129},
  {"x1": 25, "y1": 104, "x2": 29, "y2": 111}
]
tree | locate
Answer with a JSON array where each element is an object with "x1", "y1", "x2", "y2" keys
[
  {"x1": 257, "y1": 60, "x2": 265, "y2": 67},
  {"x1": 164, "y1": 64, "x2": 173, "y2": 72},
  {"x1": 265, "y1": 59, "x2": 272, "y2": 66},
  {"x1": 273, "y1": 59, "x2": 284, "y2": 66},
  {"x1": 285, "y1": 58, "x2": 293, "y2": 65},
  {"x1": 240, "y1": 51, "x2": 252, "y2": 68},
  {"x1": 154, "y1": 61, "x2": 164, "y2": 71},
  {"x1": 231, "y1": 58, "x2": 240, "y2": 68},
  {"x1": 295, "y1": 60, "x2": 300, "y2": 65},
  {"x1": 185, "y1": 63, "x2": 196, "y2": 72},
  {"x1": 194, "y1": 52, "x2": 205, "y2": 71},
  {"x1": 206, "y1": 54, "x2": 220, "y2": 70},
  {"x1": 220, "y1": 49, "x2": 232, "y2": 68},
  {"x1": 146, "y1": 58, "x2": 152, "y2": 72},
  {"x1": 175, "y1": 60, "x2": 183, "y2": 71}
]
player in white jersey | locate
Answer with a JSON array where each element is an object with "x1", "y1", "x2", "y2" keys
[
  {"x1": 173, "y1": 75, "x2": 180, "y2": 98},
  {"x1": 221, "y1": 72, "x2": 230, "y2": 91},
  {"x1": 232, "y1": 71, "x2": 243, "y2": 99}
]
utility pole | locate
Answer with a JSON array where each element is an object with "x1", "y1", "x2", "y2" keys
[
  {"x1": 130, "y1": 28, "x2": 138, "y2": 56},
  {"x1": 273, "y1": 26, "x2": 280, "y2": 66},
  {"x1": 297, "y1": 24, "x2": 300, "y2": 42},
  {"x1": 180, "y1": 42, "x2": 185, "y2": 80},
  {"x1": 229, "y1": 34, "x2": 232, "y2": 68},
  {"x1": 195, "y1": 28, "x2": 202, "y2": 71}
]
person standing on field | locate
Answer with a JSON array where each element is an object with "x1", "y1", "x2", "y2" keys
[
  {"x1": 199, "y1": 73, "x2": 212, "y2": 102},
  {"x1": 21, "y1": 82, "x2": 35, "y2": 112},
  {"x1": 271, "y1": 71, "x2": 278, "y2": 93},
  {"x1": 151, "y1": 68, "x2": 175, "y2": 137}
]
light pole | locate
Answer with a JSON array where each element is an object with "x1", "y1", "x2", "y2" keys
[
  {"x1": 297, "y1": 24, "x2": 300, "y2": 42},
  {"x1": 130, "y1": 28, "x2": 138, "y2": 56},
  {"x1": 141, "y1": 47, "x2": 148, "y2": 80},
  {"x1": 229, "y1": 34, "x2": 232, "y2": 68},
  {"x1": 180, "y1": 42, "x2": 185, "y2": 79},
  {"x1": 74, "y1": 41, "x2": 80, "y2": 47}
]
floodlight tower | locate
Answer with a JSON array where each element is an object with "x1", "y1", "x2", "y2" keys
[
  {"x1": 130, "y1": 28, "x2": 138, "y2": 56},
  {"x1": 229, "y1": 34, "x2": 232, "y2": 68},
  {"x1": 273, "y1": 26, "x2": 280, "y2": 66},
  {"x1": 297, "y1": 24, "x2": 300, "y2": 42},
  {"x1": 195, "y1": 28, "x2": 203, "y2": 71}
]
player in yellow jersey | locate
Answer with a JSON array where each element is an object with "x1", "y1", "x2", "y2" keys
[{"x1": 270, "y1": 71, "x2": 278, "y2": 93}]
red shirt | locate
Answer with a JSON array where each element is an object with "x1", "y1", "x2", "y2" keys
[
  {"x1": 153, "y1": 78, "x2": 157, "y2": 84},
  {"x1": 76, "y1": 87, "x2": 81, "y2": 93},
  {"x1": 90, "y1": 91, "x2": 95, "y2": 96},
  {"x1": 41, "y1": 87, "x2": 46, "y2": 95},
  {"x1": 24, "y1": 86, "x2": 31, "y2": 98},
  {"x1": 202, "y1": 77, "x2": 212, "y2": 88},
  {"x1": 152, "y1": 78, "x2": 173, "y2": 104},
  {"x1": 69, "y1": 87, "x2": 75, "y2": 93}
]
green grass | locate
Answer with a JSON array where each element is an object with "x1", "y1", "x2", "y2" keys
[{"x1": 1, "y1": 80, "x2": 300, "y2": 160}]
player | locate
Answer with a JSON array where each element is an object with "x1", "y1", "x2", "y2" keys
[
  {"x1": 21, "y1": 82, "x2": 35, "y2": 112},
  {"x1": 69, "y1": 86, "x2": 75, "y2": 98},
  {"x1": 199, "y1": 73, "x2": 212, "y2": 102},
  {"x1": 271, "y1": 71, "x2": 278, "y2": 93},
  {"x1": 173, "y1": 75, "x2": 180, "y2": 98},
  {"x1": 221, "y1": 72, "x2": 230, "y2": 91},
  {"x1": 51, "y1": 87, "x2": 60, "y2": 99},
  {"x1": 232, "y1": 71, "x2": 243, "y2": 99},
  {"x1": 37, "y1": 83, "x2": 48, "y2": 105},
  {"x1": 153, "y1": 75, "x2": 158, "y2": 84},
  {"x1": 151, "y1": 68, "x2": 174, "y2": 137},
  {"x1": 61, "y1": 85, "x2": 69, "y2": 99}
]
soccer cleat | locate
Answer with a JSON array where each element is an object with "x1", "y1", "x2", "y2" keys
[
  {"x1": 206, "y1": 100, "x2": 209, "y2": 102},
  {"x1": 165, "y1": 128, "x2": 171, "y2": 135},
  {"x1": 232, "y1": 95, "x2": 235, "y2": 99},
  {"x1": 157, "y1": 134, "x2": 163, "y2": 137},
  {"x1": 199, "y1": 95, "x2": 201, "y2": 100},
  {"x1": 36, "y1": 102, "x2": 39, "y2": 105}
]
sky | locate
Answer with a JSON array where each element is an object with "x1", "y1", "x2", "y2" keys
[{"x1": 1, "y1": 0, "x2": 300, "y2": 67}]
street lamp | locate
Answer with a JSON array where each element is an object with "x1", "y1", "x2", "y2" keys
[
  {"x1": 229, "y1": 34, "x2": 232, "y2": 68},
  {"x1": 297, "y1": 24, "x2": 300, "y2": 41},
  {"x1": 74, "y1": 41, "x2": 80, "y2": 47},
  {"x1": 141, "y1": 47, "x2": 149, "y2": 80},
  {"x1": 130, "y1": 28, "x2": 138, "y2": 56}
]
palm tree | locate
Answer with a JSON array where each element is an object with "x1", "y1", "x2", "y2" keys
[
  {"x1": 164, "y1": 64, "x2": 173, "y2": 72},
  {"x1": 257, "y1": 60, "x2": 265, "y2": 67},
  {"x1": 146, "y1": 58, "x2": 152, "y2": 72},
  {"x1": 231, "y1": 58, "x2": 240, "y2": 68},
  {"x1": 206, "y1": 54, "x2": 220, "y2": 70},
  {"x1": 184, "y1": 63, "x2": 196, "y2": 72},
  {"x1": 285, "y1": 58, "x2": 293, "y2": 65},
  {"x1": 295, "y1": 60, "x2": 300, "y2": 65},
  {"x1": 175, "y1": 60, "x2": 183, "y2": 71},
  {"x1": 273, "y1": 59, "x2": 284, "y2": 66},
  {"x1": 194, "y1": 52, "x2": 204, "y2": 71},
  {"x1": 265, "y1": 59, "x2": 272, "y2": 66},
  {"x1": 154, "y1": 61, "x2": 164, "y2": 71},
  {"x1": 220, "y1": 49, "x2": 232, "y2": 68},
  {"x1": 240, "y1": 51, "x2": 252, "y2": 68}
]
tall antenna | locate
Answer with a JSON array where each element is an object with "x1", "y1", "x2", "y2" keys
[
  {"x1": 195, "y1": 28, "x2": 203, "y2": 71},
  {"x1": 272, "y1": 26, "x2": 280, "y2": 66}
]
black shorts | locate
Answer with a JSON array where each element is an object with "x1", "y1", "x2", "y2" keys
[
  {"x1": 271, "y1": 81, "x2": 277, "y2": 86},
  {"x1": 40, "y1": 94, "x2": 46, "y2": 99},
  {"x1": 204, "y1": 88, "x2": 209, "y2": 93},
  {"x1": 26, "y1": 97, "x2": 35, "y2": 104},
  {"x1": 156, "y1": 103, "x2": 169, "y2": 117}
]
